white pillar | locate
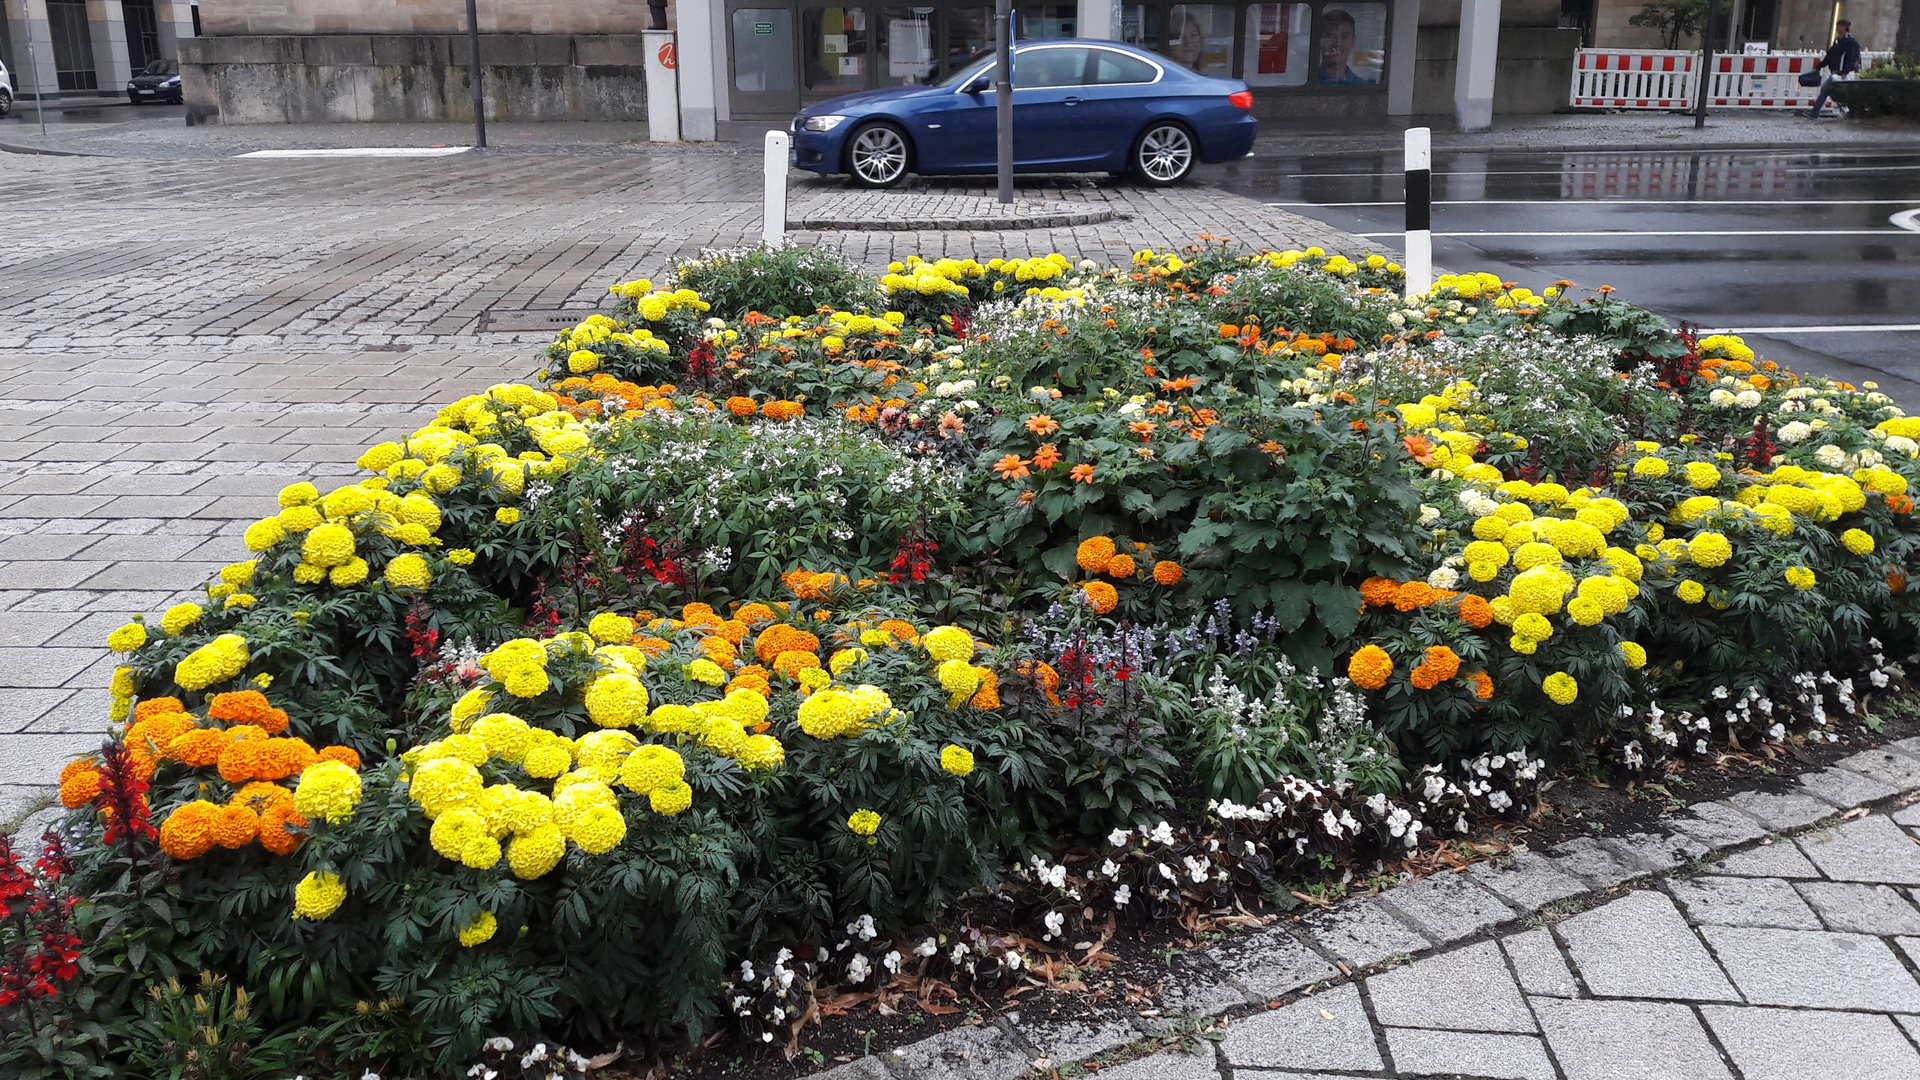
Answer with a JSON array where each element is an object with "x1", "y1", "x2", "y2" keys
[
  {"x1": 87, "y1": 0, "x2": 132, "y2": 92},
  {"x1": 1453, "y1": 0, "x2": 1500, "y2": 131},
  {"x1": 1077, "y1": 0, "x2": 1117, "y2": 40},
  {"x1": 644, "y1": 28, "x2": 680, "y2": 141},
  {"x1": 1387, "y1": 0, "x2": 1420, "y2": 116},
  {"x1": 676, "y1": 0, "x2": 718, "y2": 139},
  {"x1": 154, "y1": 0, "x2": 194, "y2": 59},
  {"x1": 763, "y1": 130, "x2": 789, "y2": 243},
  {"x1": 4, "y1": 0, "x2": 61, "y2": 102}
]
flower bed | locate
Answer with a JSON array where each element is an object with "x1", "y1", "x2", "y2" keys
[{"x1": 8, "y1": 240, "x2": 1916, "y2": 1079}]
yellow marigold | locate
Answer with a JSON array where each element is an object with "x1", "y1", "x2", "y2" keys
[
  {"x1": 1689, "y1": 531, "x2": 1733, "y2": 568},
  {"x1": 384, "y1": 553, "x2": 432, "y2": 590},
  {"x1": 1152, "y1": 560, "x2": 1184, "y2": 585},
  {"x1": 301, "y1": 522, "x2": 356, "y2": 569},
  {"x1": 1619, "y1": 641, "x2": 1647, "y2": 668},
  {"x1": 1472, "y1": 515, "x2": 1510, "y2": 540},
  {"x1": 1542, "y1": 671, "x2": 1578, "y2": 705},
  {"x1": 617, "y1": 744, "x2": 684, "y2": 795},
  {"x1": 325, "y1": 557, "x2": 367, "y2": 587},
  {"x1": 589, "y1": 612, "x2": 635, "y2": 643},
  {"x1": 279, "y1": 482, "x2": 319, "y2": 508},
  {"x1": 941, "y1": 744, "x2": 976, "y2": 776},
  {"x1": 243, "y1": 518, "x2": 285, "y2": 552},
  {"x1": 584, "y1": 672, "x2": 650, "y2": 727},
  {"x1": 1081, "y1": 580, "x2": 1119, "y2": 614},
  {"x1": 174, "y1": 634, "x2": 250, "y2": 692},
  {"x1": 1632, "y1": 456, "x2": 1669, "y2": 478},
  {"x1": 1507, "y1": 566, "x2": 1572, "y2": 615},
  {"x1": 292, "y1": 760, "x2": 362, "y2": 824},
  {"x1": 1512, "y1": 541, "x2": 1564, "y2": 571},
  {"x1": 496, "y1": 507, "x2": 522, "y2": 525},
  {"x1": 107, "y1": 622, "x2": 147, "y2": 653},
  {"x1": 1784, "y1": 566, "x2": 1817, "y2": 590},
  {"x1": 292, "y1": 871, "x2": 347, "y2": 920},
  {"x1": 506, "y1": 825, "x2": 567, "y2": 879},
  {"x1": 1686, "y1": 462, "x2": 1722, "y2": 490},
  {"x1": 459, "y1": 911, "x2": 498, "y2": 947},
  {"x1": 1842, "y1": 528, "x2": 1875, "y2": 555},
  {"x1": 1512, "y1": 612, "x2": 1554, "y2": 640},
  {"x1": 160, "y1": 602, "x2": 203, "y2": 636},
  {"x1": 649, "y1": 779, "x2": 693, "y2": 816},
  {"x1": 1348, "y1": 644, "x2": 1393, "y2": 690},
  {"x1": 1676, "y1": 579, "x2": 1706, "y2": 603},
  {"x1": 1107, "y1": 554, "x2": 1138, "y2": 579},
  {"x1": 847, "y1": 809, "x2": 882, "y2": 836},
  {"x1": 937, "y1": 658, "x2": 982, "y2": 697},
  {"x1": 1567, "y1": 596, "x2": 1606, "y2": 626},
  {"x1": 1076, "y1": 537, "x2": 1117, "y2": 573},
  {"x1": 921, "y1": 625, "x2": 976, "y2": 663}
]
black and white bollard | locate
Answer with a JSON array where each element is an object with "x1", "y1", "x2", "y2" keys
[{"x1": 1403, "y1": 126, "x2": 1432, "y2": 298}]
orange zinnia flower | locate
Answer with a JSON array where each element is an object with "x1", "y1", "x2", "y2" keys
[
  {"x1": 1032, "y1": 443, "x2": 1063, "y2": 470},
  {"x1": 1161, "y1": 376, "x2": 1198, "y2": 392},
  {"x1": 993, "y1": 455, "x2": 1031, "y2": 480},
  {"x1": 1025, "y1": 414, "x2": 1061, "y2": 435},
  {"x1": 1068, "y1": 463, "x2": 1096, "y2": 484},
  {"x1": 1129, "y1": 421, "x2": 1156, "y2": 439}
]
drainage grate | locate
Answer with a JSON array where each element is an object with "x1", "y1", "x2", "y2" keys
[{"x1": 479, "y1": 308, "x2": 603, "y2": 333}]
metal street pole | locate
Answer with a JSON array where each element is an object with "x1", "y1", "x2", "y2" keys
[
  {"x1": 466, "y1": 0, "x2": 487, "y2": 148},
  {"x1": 1695, "y1": 0, "x2": 1721, "y2": 129},
  {"x1": 23, "y1": 18, "x2": 47, "y2": 137},
  {"x1": 993, "y1": 0, "x2": 1011, "y2": 204}
]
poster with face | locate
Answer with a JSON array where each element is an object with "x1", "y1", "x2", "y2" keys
[{"x1": 1317, "y1": 3, "x2": 1386, "y2": 85}]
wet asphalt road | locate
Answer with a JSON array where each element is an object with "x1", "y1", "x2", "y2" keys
[{"x1": 1208, "y1": 146, "x2": 1920, "y2": 409}]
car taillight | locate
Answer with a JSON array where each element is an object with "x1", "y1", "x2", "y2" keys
[{"x1": 1228, "y1": 90, "x2": 1253, "y2": 109}]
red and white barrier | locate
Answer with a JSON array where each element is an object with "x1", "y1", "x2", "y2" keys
[{"x1": 1570, "y1": 48, "x2": 1893, "y2": 111}]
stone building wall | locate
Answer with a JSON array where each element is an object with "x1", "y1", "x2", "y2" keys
[{"x1": 197, "y1": 0, "x2": 655, "y2": 37}]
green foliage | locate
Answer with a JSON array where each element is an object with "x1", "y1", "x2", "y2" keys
[
  {"x1": 1628, "y1": 0, "x2": 1707, "y2": 49},
  {"x1": 673, "y1": 245, "x2": 879, "y2": 319}
]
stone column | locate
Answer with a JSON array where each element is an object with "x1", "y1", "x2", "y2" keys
[
  {"x1": 1387, "y1": 0, "x2": 1420, "y2": 115},
  {"x1": 3, "y1": 0, "x2": 61, "y2": 102},
  {"x1": 1076, "y1": 0, "x2": 1117, "y2": 40},
  {"x1": 154, "y1": 0, "x2": 194, "y2": 60},
  {"x1": 1453, "y1": 0, "x2": 1500, "y2": 131},
  {"x1": 86, "y1": 0, "x2": 132, "y2": 91},
  {"x1": 676, "y1": 0, "x2": 719, "y2": 139}
]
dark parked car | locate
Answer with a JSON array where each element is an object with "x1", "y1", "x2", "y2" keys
[
  {"x1": 790, "y1": 41, "x2": 1256, "y2": 188},
  {"x1": 128, "y1": 59, "x2": 182, "y2": 105}
]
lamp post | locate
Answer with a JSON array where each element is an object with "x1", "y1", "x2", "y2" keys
[
  {"x1": 1695, "y1": 0, "x2": 1721, "y2": 129},
  {"x1": 466, "y1": 0, "x2": 486, "y2": 147},
  {"x1": 994, "y1": 0, "x2": 1011, "y2": 204},
  {"x1": 23, "y1": 13, "x2": 47, "y2": 137}
]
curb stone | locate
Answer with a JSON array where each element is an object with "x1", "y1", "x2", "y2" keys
[{"x1": 816, "y1": 734, "x2": 1920, "y2": 1078}]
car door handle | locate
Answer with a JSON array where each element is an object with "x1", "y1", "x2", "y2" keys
[{"x1": 1064, "y1": 96, "x2": 1082, "y2": 105}]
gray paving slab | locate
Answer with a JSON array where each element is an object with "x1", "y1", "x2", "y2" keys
[
  {"x1": 1599, "y1": 830, "x2": 1707, "y2": 873},
  {"x1": 1665, "y1": 875, "x2": 1822, "y2": 929},
  {"x1": 1796, "y1": 813, "x2": 1920, "y2": 884},
  {"x1": 1554, "y1": 890, "x2": 1740, "y2": 1002},
  {"x1": 1895, "y1": 802, "x2": 1920, "y2": 827},
  {"x1": 1700, "y1": 1005, "x2": 1920, "y2": 1080},
  {"x1": 1217, "y1": 984, "x2": 1382, "y2": 1073},
  {"x1": 1709, "y1": 839, "x2": 1821, "y2": 878},
  {"x1": 1833, "y1": 747, "x2": 1920, "y2": 791},
  {"x1": 0, "y1": 611, "x2": 84, "y2": 648},
  {"x1": 1794, "y1": 880, "x2": 1920, "y2": 935},
  {"x1": 885, "y1": 1022, "x2": 1030, "y2": 1080},
  {"x1": 1500, "y1": 928, "x2": 1579, "y2": 999},
  {"x1": 1375, "y1": 871, "x2": 1519, "y2": 944},
  {"x1": 1795, "y1": 765, "x2": 1901, "y2": 807},
  {"x1": 1365, "y1": 940, "x2": 1535, "y2": 1034},
  {"x1": 1158, "y1": 954, "x2": 1254, "y2": 1016},
  {"x1": 811, "y1": 1058, "x2": 896, "y2": 1080},
  {"x1": 1078, "y1": 1049, "x2": 1217, "y2": 1080},
  {"x1": 1700, "y1": 925, "x2": 1920, "y2": 1011},
  {"x1": 1017, "y1": 1017, "x2": 1140, "y2": 1067},
  {"x1": 1726, "y1": 788, "x2": 1838, "y2": 831},
  {"x1": 1465, "y1": 850, "x2": 1589, "y2": 910},
  {"x1": 1528, "y1": 997, "x2": 1733, "y2": 1080},
  {"x1": 1901, "y1": 937, "x2": 1920, "y2": 967},
  {"x1": 1383, "y1": 1028, "x2": 1556, "y2": 1080},
  {"x1": 1293, "y1": 896, "x2": 1431, "y2": 970},
  {"x1": 1664, "y1": 801, "x2": 1770, "y2": 849},
  {"x1": 1543, "y1": 837, "x2": 1640, "y2": 889},
  {"x1": 1204, "y1": 927, "x2": 1338, "y2": 1002}
]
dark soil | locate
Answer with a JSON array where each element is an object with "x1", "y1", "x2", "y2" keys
[{"x1": 609, "y1": 705, "x2": 1920, "y2": 1080}]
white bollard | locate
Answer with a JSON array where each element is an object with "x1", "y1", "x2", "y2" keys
[
  {"x1": 763, "y1": 130, "x2": 790, "y2": 246},
  {"x1": 642, "y1": 29, "x2": 681, "y2": 142},
  {"x1": 1403, "y1": 126, "x2": 1433, "y2": 299}
]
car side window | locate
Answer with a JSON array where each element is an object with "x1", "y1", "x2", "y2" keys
[
  {"x1": 1090, "y1": 51, "x2": 1159, "y2": 85},
  {"x1": 1013, "y1": 47, "x2": 1092, "y2": 89}
]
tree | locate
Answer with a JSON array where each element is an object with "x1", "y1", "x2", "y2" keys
[{"x1": 1629, "y1": 0, "x2": 1709, "y2": 50}]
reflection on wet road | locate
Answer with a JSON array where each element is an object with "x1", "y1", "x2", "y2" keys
[{"x1": 1205, "y1": 148, "x2": 1920, "y2": 407}]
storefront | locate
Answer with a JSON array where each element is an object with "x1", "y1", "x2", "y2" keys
[{"x1": 719, "y1": 0, "x2": 1393, "y2": 118}]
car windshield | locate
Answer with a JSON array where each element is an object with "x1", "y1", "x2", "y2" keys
[
  {"x1": 142, "y1": 59, "x2": 177, "y2": 76},
  {"x1": 935, "y1": 52, "x2": 994, "y2": 88}
]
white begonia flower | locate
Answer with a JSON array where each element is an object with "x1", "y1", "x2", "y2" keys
[
  {"x1": 847, "y1": 953, "x2": 872, "y2": 983},
  {"x1": 1113, "y1": 883, "x2": 1132, "y2": 906},
  {"x1": 1043, "y1": 911, "x2": 1065, "y2": 939}
]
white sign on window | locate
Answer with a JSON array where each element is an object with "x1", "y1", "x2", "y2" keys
[
  {"x1": 824, "y1": 33, "x2": 848, "y2": 53},
  {"x1": 888, "y1": 18, "x2": 932, "y2": 77}
]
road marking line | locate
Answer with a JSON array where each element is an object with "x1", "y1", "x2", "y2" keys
[
  {"x1": 235, "y1": 147, "x2": 474, "y2": 158},
  {"x1": 1893, "y1": 209, "x2": 1920, "y2": 233},
  {"x1": 1353, "y1": 229, "x2": 1915, "y2": 238},
  {"x1": 1269, "y1": 199, "x2": 1920, "y2": 207},
  {"x1": 1705, "y1": 324, "x2": 1920, "y2": 334},
  {"x1": 1289, "y1": 163, "x2": 1920, "y2": 178}
]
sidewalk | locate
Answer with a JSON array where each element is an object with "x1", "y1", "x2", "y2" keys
[{"x1": 5, "y1": 107, "x2": 1918, "y2": 160}]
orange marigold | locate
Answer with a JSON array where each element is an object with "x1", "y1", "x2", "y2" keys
[
  {"x1": 1076, "y1": 537, "x2": 1117, "y2": 573},
  {"x1": 1421, "y1": 645, "x2": 1462, "y2": 683},
  {"x1": 1359, "y1": 577, "x2": 1399, "y2": 607},
  {"x1": 1080, "y1": 580, "x2": 1119, "y2": 614},
  {"x1": 1017, "y1": 660, "x2": 1061, "y2": 692},
  {"x1": 232, "y1": 780, "x2": 293, "y2": 813},
  {"x1": 1152, "y1": 560, "x2": 1184, "y2": 586},
  {"x1": 128, "y1": 713, "x2": 199, "y2": 759},
  {"x1": 158, "y1": 800, "x2": 222, "y2": 860},
  {"x1": 217, "y1": 738, "x2": 267, "y2": 784},
  {"x1": 970, "y1": 669, "x2": 1001, "y2": 709},
  {"x1": 317, "y1": 745, "x2": 361, "y2": 770},
  {"x1": 1107, "y1": 554, "x2": 1138, "y2": 579},
  {"x1": 701, "y1": 635, "x2": 739, "y2": 667},
  {"x1": 208, "y1": 690, "x2": 272, "y2": 725},
  {"x1": 1468, "y1": 671, "x2": 1495, "y2": 701},
  {"x1": 1348, "y1": 644, "x2": 1394, "y2": 690},
  {"x1": 754, "y1": 624, "x2": 822, "y2": 663},
  {"x1": 1409, "y1": 663, "x2": 1443, "y2": 691},
  {"x1": 634, "y1": 636, "x2": 672, "y2": 657},
  {"x1": 258, "y1": 801, "x2": 307, "y2": 856},
  {"x1": 761, "y1": 400, "x2": 804, "y2": 421},
  {"x1": 735, "y1": 602, "x2": 777, "y2": 625},
  {"x1": 726, "y1": 674, "x2": 772, "y2": 698},
  {"x1": 212, "y1": 802, "x2": 259, "y2": 849},
  {"x1": 133, "y1": 697, "x2": 186, "y2": 723},
  {"x1": 167, "y1": 727, "x2": 233, "y2": 768},
  {"x1": 1457, "y1": 594, "x2": 1494, "y2": 629},
  {"x1": 59, "y1": 767, "x2": 101, "y2": 809},
  {"x1": 1393, "y1": 581, "x2": 1439, "y2": 611},
  {"x1": 252, "y1": 738, "x2": 318, "y2": 782},
  {"x1": 772, "y1": 649, "x2": 822, "y2": 679},
  {"x1": 715, "y1": 619, "x2": 749, "y2": 644},
  {"x1": 879, "y1": 619, "x2": 919, "y2": 642},
  {"x1": 727, "y1": 396, "x2": 758, "y2": 416}
]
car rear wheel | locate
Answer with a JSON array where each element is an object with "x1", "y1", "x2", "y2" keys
[
  {"x1": 1132, "y1": 122, "x2": 1196, "y2": 186},
  {"x1": 846, "y1": 123, "x2": 911, "y2": 188},
  {"x1": 0, "y1": 90, "x2": 12, "y2": 119}
]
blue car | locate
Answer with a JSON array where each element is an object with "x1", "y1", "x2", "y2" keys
[{"x1": 790, "y1": 41, "x2": 1256, "y2": 188}]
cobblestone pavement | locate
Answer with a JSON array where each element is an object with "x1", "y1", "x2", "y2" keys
[
  {"x1": 0, "y1": 146, "x2": 1362, "y2": 823},
  {"x1": 844, "y1": 753, "x2": 1920, "y2": 1080}
]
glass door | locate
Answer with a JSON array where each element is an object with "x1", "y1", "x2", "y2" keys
[
  {"x1": 801, "y1": 6, "x2": 871, "y2": 100},
  {"x1": 878, "y1": 6, "x2": 938, "y2": 85},
  {"x1": 728, "y1": 3, "x2": 800, "y2": 117}
]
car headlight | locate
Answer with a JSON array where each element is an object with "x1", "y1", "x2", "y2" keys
[
  {"x1": 164, "y1": 76, "x2": 181, "y2": 86},
  {"x1": 803, "y1": 115, "x2": 848, "y2": 132}
]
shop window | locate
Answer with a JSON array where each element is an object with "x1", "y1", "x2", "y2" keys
[
  {"x1": 47, "y1": 0, "x2": 98, "y2": 92},
  {"x1": 732, "y1": 8, "x2": 796, "y2": 92},
  {"x1": 1016, "y1": 4, "x2": 1076, "y2": 38},
  {"x1": 1118, "y1": 5, "x2": 1162, "y2": 51},
  {"x1": 880, "y1": 7, "x2": 938, "y2": 83},
  {"x1": 1243, "y1": 3, "x2": 1309, "y2": 86},
  {"x1": 1163, "y1": 4, "x2": 1234, "y2": 76},
  {"x1": 1316, "y1": 2, "x2": 1385, "y2": 85},
  {"x1": 803, "y1": 6, "x2": 869, "y2": 92},
  {"x1": 946, "y1": 7, "x2": 993, "y2": 71}
]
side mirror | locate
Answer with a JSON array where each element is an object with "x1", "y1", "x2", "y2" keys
[{"x1": 964, "y1": 75, "x2": 991, "y2": 94}]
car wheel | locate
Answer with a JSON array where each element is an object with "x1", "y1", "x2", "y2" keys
[
  {"x1": 0, "y1": 91, "x2": 11, "y2": 119},
  {"x1": 846, "y1": 123, "x2": 911, "y2": 188},
  {"x1": 1132, "y1": 122, "x2": 1196, "y2": 186}
]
